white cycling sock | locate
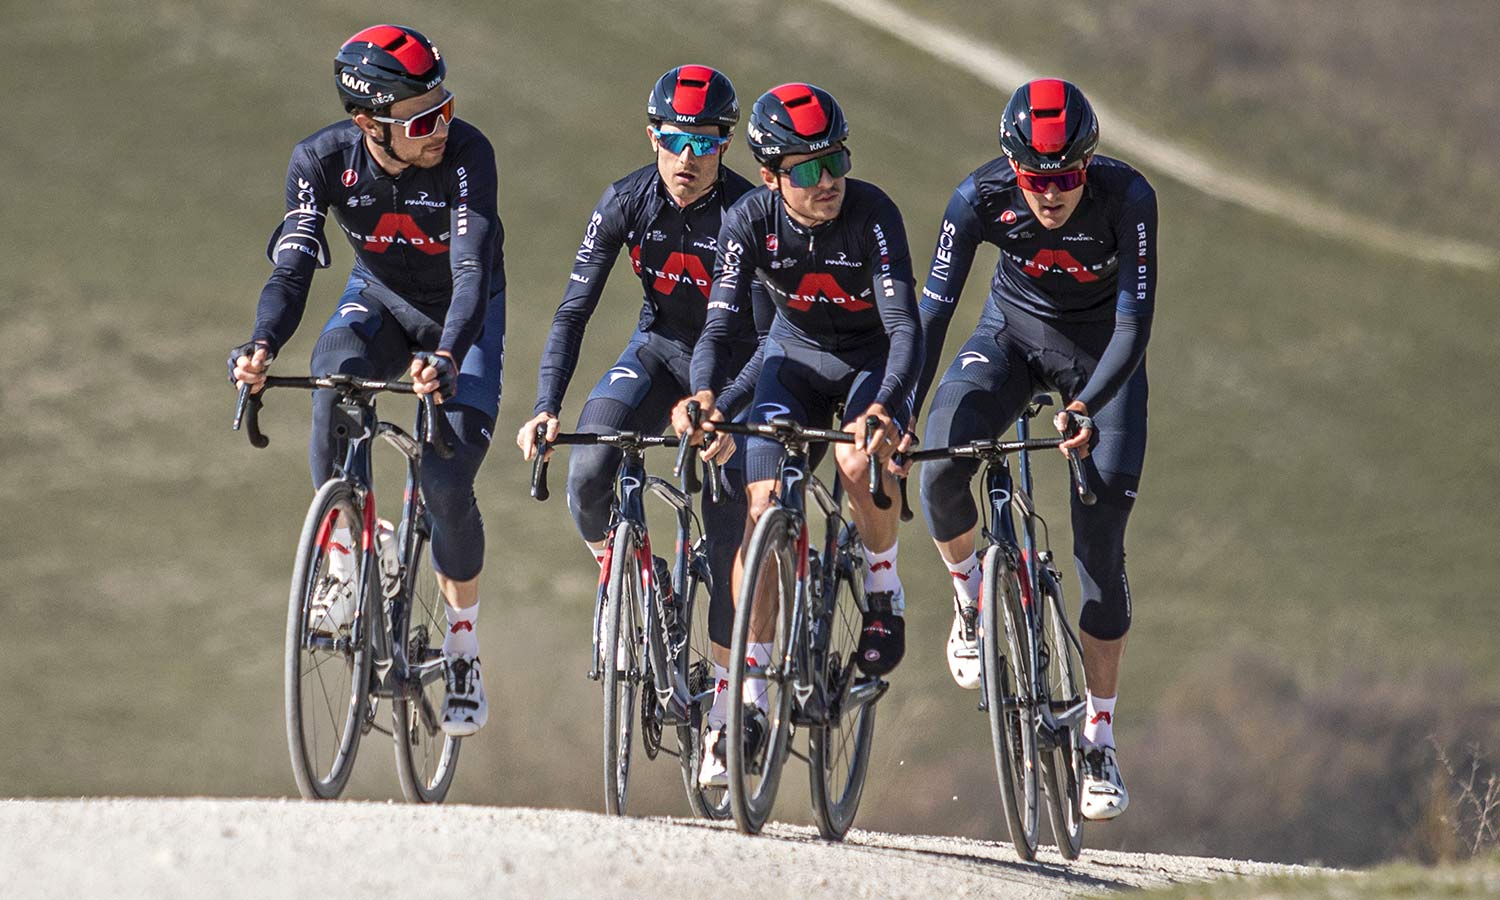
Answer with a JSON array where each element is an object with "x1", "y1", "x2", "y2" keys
[
  {"x1": 945, "y1": 552, "x2": 982, "y2": 605},
  {"x1": 587, "y1": 542, "x2": 607, "y2": 567},
  {"x1": 443, "y1": 601, "x2": 480, "y2": 658},
  {"x1": 707, "y1": 663, "x2": 730, "y2": 730},
  {"x1": 1083, "y1": 692, "x2": 1116, "y2": 748},
  {"x1": 744, "y1": 641, "x2": 773, "y2": 714},
  {"x1": 864, "y1": 541, "x2": 901, "y2": 599}
]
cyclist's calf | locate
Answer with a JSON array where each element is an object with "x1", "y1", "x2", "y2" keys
[{"x1": 420, "y1": 404, "x2": 492, "y2": 583}]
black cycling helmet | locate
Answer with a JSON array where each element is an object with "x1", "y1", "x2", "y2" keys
[
  {"x1": 647, "y1": 65, "x2": 740, "y2": 134},
  {"x1": 999, "y1": 78, "x2": 1099, "y2": 170},
  {"x1": 335, "y1": 24, "x2": 446, "y2": 112},
  {"x1": 746, "y1": 83, "x2": 849, "y2": 165}
]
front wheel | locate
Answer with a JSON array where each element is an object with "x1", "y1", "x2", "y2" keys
[
  {"x1": 392, "y1": 509, "x2": 461, "y2": 803},
  {"x1": 726, "y1": 508, "x2": 798, "y2": 835},
  {"x1": 285, "y1": 479, "x2": 372, "y2": 800},
  {"x1": 1038, "y1": 570, "x2": 1084, "y2": 859},
  {"x1": 601, "y1": 524, "x2": 642, "y2": 815},
  {"x1": 807, "y1": 562, "x2": 877, "y2": 840},
  {"x1": 982, "y1": 544, "x2": 1040, "y2": 860}
]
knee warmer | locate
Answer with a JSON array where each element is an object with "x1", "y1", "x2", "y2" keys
[
  {"x1": 420, "y1": 405, "x2": 492, "y2": 582},
  {"x1": 1073, "y1": 471, "x2": 1137, "y2": 641},
  {"x1": 919, "y1": 455, "x2": 982, "y2": 542}
]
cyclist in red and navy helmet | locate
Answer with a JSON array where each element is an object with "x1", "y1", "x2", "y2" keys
[
  {"x1": 911, "y1": 78, "x2": 1156, "y2": 821},
  {"x1": 675, "y1": 82, "x2": 922, "y2": 786},
  {"x1": 514, "y1": 66, "x2": 766, "y2": 764},
  {"x1": 229, "y1": 24, "x2": 505, "y2": 738}
]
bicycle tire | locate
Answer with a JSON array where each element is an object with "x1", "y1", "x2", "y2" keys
[
  {"x1": 807, "y1": 560, "x2": 877, "y2": 840},
  {"x1": 981, "y1": 544, "x2": 1040, "y2": 860},
  {"x1": 392, "y1": 509, "x2": 461, "y2": 803},
  {"x1": 1038, "y1": 569, "x2": 1084, "y2": 859},
  {"x1": 602, "y1": 524, "x2": 642, "y2": 816},
  {"x1": 677, "y1": 557, "x2": 731, "y2": 820},
  {"x1": 726, "y1": 507, "x2": 798, "y2": 835},
  {"x1": 285, "y1": 479, "x2": 372, "y2": 800}
]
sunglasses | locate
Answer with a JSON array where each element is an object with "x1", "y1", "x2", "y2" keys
[
  {"x1": 776, "y1": 147, "x2": 852, "y2": 189},
  {"x1": 1010, "y1": 159, "x2": 1088, "y2": 194},
  {"x1": 372, "y1": 92, "x2": 455, "y2": 139},
  {"x1": 651, "y1": 128, "x2": 730, "y2": 157}
]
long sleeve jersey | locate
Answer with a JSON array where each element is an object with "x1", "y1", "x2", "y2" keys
[
  {"x1": 691, "y1": 179, "x2": 922, "y2": 411},
  {"x1": 252, "y1": 118, "x2": 506, "y2": 364},
  {"x1": 914, "y1": 154, "x2": 1157, "y2": 415}
]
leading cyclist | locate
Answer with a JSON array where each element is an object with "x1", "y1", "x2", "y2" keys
[
  {"x1": 513, "y1": 66, "x2": 763, "y2": 769},
  {"x1": 679, "y1": 83, "x2": 922, "y2": 784},
  {"x1": 911, "y1": 79, "x2": 1155, "y2": 821},
  {"x1": 229, "y1": 25, "x2": 505, "y2": 737}
]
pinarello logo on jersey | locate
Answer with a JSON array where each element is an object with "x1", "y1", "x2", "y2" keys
[
  {"x1": 341, "y1": 168, "x2": 359, "y2": 187},
  {"x1": 1000, "y1": 209, "x2": 1017, "y2": 225},
  {"x1": 766, "y1": 233, "x2": 779, "y2": 252}
]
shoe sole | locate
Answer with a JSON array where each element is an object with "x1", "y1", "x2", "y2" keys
[
  {"x1": 1081, "y1": 799, "x2": 1128, "y2": 821},
  {"x1": 441, "y1": 721, "x2": 482, "y2": 738}
]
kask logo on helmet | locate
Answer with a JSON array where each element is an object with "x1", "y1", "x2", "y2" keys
[{"x1": 341, "y1": 72, "x2": 372, "y2": 94}]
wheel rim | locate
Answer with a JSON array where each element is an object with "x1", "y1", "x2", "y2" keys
[
  {"x1": 810, "y1": 566, "x2": 876, "y2": 837},
  {"x1": 288, "y1": 494, "x2": 367, "y2": 798},
  {"x1": 680, "y1": 576, "x2": 730, "y2": 819},
  {"x1": 394, "y1": 518, "x2": 460, "y2": 802},
  {"x1": 602, "y1": 530, "x2": 640, "y2": 815}
]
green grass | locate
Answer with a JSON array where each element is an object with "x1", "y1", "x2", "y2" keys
[
  {"x1": 1114, "y1": 855, "x2": 1500, "y2": 899},
  {"x1": 4, "y1": 0, "x2": 1497, "y2": 867}
]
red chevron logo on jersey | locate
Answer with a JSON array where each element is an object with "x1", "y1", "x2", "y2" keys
[
  {"x1": 1022, "y1": 248, "x2": 1099, "y2": 283},
  {"x1": 785, "y1": 273, "x2": 872, "y2": 312},
  {"x1": 629, "y1": 248, "x2": 712, "y2": 298},
  {"x1": 363, "y1": 213, "x2": 448, "y2": 255}
]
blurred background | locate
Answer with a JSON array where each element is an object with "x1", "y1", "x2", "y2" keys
[{"x1": 4, "y1": 0, "x2": 1497, "y2": 868}]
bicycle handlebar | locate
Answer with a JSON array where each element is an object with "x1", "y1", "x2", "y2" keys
[
  {"x1": 710, "y1": 417, "x2": 889, "y2": 505},
  {"x1": 865, "y1": 416, "x2": 891, "y2": 511},
  {"x1": 232, "y1": 376, "x2": 454, "y2": 459},
  {"x1": 906, "y1": 436, "x2": 1095, "y2": 506},
  {"x1": 530, "y1": 426, "x2": 676, "y2": 502},
  {"x1": 673, "y1": 401, "x2": 724, "y2": 505}
]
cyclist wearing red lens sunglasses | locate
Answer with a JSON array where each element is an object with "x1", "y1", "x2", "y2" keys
[
  {"x1": 516, "y1": 67, "x2": 765, "y2": 784},
  {"x1": 909, "y1": 77, "x2": 1156, "y2": 823},
  {"x1": 229, "y1": 24, "x2": 506, "y2": 738},
  {"x1": 679, "y1": 83, "x2": 922, "y2": 725}
]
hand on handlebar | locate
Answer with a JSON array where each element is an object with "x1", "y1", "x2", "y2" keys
[
  {"x1": 851, "y1": 403, "x2": 896, "y2": 462},
  {"x1": 889, "y1": 429, "x2": 917, "y2": 477},
  {"x1": 1054, "y1": 401, "x2": 1094, "y2": 459},
  {"x1": 229, "y1": 341, "x2": 273, "y2": 393},
  {"x1": 410, "y1": 352, "x2": 456, "y2": 402},
  {"x1": 672, "y1": 392, "x2": 735, "y2": 466},
  {"x1": 517, "y1": 411, "x2": 560, "y2": 462}
]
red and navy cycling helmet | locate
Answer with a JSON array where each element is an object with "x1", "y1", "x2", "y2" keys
[
  {"x1": 999, "y1": 78, "x2": 1099, "y2": 170},
  {"x1": 647, "y1": 65, "x2": 740, "y2": 134},
  {"x1": 746, "y1": 83, "x2": 849, "y2": 165},
  {"x1": 334, "y1": 25, "x2": 446, "y2": 112}
]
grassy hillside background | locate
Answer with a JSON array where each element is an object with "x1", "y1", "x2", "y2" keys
[{"x1": 4, "y1": 0, "x2": 1497, "y2": 867}]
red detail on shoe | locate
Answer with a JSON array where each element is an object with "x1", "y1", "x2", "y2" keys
[
  {"x1": 1090, "y1": 711, "x2": 1112, "y2": 726},
  {"x1": 450, "y1": 620, "x2": 474, "y2": 634},
  {"x1": 870, "y1": 560, "x2": 893, "y2": 572}
]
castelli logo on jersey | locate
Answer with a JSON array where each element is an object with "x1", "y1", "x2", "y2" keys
[
  {"x1": 766, "y1": 233, "x2": 779, "y2": 252},
  {"x1": 341, "y1": 169, "x2": 359, "y2": 187},
  {"x1": 1000, "y1": 209, "x2": 1017, "y2": 224}
]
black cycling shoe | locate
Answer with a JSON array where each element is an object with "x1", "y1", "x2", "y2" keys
[{"x1": 857, "y1": 589, "x2": 906, "y2": 676}]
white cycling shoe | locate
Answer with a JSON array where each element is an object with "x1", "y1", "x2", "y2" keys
[
  {"x1": 698, "y1": 729, "x2": 729, "y2": 787},
  {"x1": 309, "y1": 524, "x2": 358, "y2": 634},
  {"x1": 946, "y1": 599, "x2": 981, "y2": 690},
  {"x1": 1081, "y1": 744, "x2": 1129, "y2": 820},
  {"x1": 441, "y1": 655, "x2": 488, "y2": 737}
]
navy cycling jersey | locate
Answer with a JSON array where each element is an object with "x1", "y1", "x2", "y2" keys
[
  {"x1": 914, "y1": 154, "x2": 1156, "y2": 414},
  {"x1": 533, "y1": 164, "x2": 763, "y2": 415},
  {"x1": 692, "y1": 179, "x2": 922, "y2": 411},
  {"x1": 252, "y1": 118, "x2": 506, "y2": 365}
]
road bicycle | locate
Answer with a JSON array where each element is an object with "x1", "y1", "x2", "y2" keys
[
  {"x1": 905, "y1": 395, "x2": 1094, "y2": 860},
  {"x1": 233, "y1": 375, "x2": 460, "y2": 803},
  {"x1": 528, "y1": 422, "x2": 729, "y2": 819},
  {"x1": 705, "y1": 414, "x2": 891, "y2": 838}
]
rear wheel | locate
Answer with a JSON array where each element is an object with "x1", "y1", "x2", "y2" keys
[
  {"x1": 392, "y1": 508, "x2": 461, "y2": 803},
  {"x1": 1038, "y1": 569, "x2": 1084, "y2": 859},
  {"x1": 602, "y1": 524, "x2": 642, "y2": 815},
  {"x1": 808, "y1": 553, "x2": 877, "y2": 840},
  {"x1": 982, "y1": 544, "x2": 1039, "y2": 860},
  {"x1": 726, "y1": 508, "x2": 797, "y2": 835},
  {"x1": 678, "y1": 555, "x2": 731, "y2": 820},
  {"x1": 285, "y1": 479, "x2": 372, "y2": 800}
]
